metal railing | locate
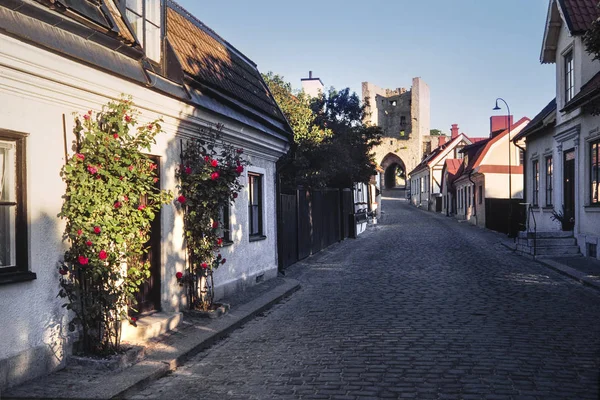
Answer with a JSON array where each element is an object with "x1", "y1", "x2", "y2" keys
[{"x1": 522, "y1": 203, "x2": 537, "y2": 258}]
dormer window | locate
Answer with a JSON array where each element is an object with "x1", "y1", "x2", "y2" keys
[
  {"x1": 125, "y1": 0, "x2": 162, "y2": 62},
  {"x1": 564, "y1": 49, "x2": 574, "y2": 103}
]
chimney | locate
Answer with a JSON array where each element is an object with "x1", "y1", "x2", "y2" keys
[
  {"x1": 438, "y1": 136, "x2": 447, "y2": 146},
  {"x1": 309, "y1": 70, "x2": 313, "y2": 79},
  {"x1": 451, "y1": 124, "x2": 459, "y2": 139},
  {"x1": 490, "y1": 115, "x2": 513, "y2": 135}
]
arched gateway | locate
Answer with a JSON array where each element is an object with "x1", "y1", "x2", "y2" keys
[{"x1": 381, "y1": 153, "x2": 406, "y2": 189}]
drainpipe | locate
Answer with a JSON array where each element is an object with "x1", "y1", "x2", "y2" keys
[
  {"x1": 468, "y1": 170, "x2": 477, "y2": 225},
  {"x1": 514, "y1": 141, "x2": 527, "y2": 234}
]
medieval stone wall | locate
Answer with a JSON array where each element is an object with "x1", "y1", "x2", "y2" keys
[{"x1": 363, "y1": 77, "x2": 430, "y2": 177}]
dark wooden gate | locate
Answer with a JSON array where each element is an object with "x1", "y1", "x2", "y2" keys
[
  {"x1": 485, "y1": 198, "x2": 524, "y2": 235},
  {"x1": 278, "y1": 187, "x2": 350, "y2": 269}
]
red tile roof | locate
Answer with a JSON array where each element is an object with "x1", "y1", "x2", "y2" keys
[
  {"x1": 166, "y1": 4, "x2": 287, "y2": 124},
  {"x1": 559, "y1": 0, "x2": 600, "y2": 33},
  {"x1": 445, "y1": 159, "x2": 462, "y2": 175}
]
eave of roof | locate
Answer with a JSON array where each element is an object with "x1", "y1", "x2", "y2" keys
[
  {"x1": 407, "y1": 134, "x2": 470, "y2": 176},
  {"x1": 513, "y1": 98, "x2": 557, "y2": 141},
  {"x1": 561, "y1": 70, "x2": 600, "y2": 112}
]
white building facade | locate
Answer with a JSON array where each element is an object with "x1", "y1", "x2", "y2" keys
[{"x1": 0, "y1": 1, "x2": 291, "y2": 390}]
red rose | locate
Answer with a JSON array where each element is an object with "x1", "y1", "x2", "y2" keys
[
  {"x1": 221, "y1": 258, "x2": 226, "y2": 264},
  {"x1": 114, "y1": 201, "x2": 122, "y2": 208},
  {"x1": 131, "y1": 317, "x2": 137, "y2": 322},
  {"x1": 147, "y1": 124, "x2": 153, "y2": 130},
  {"x1": 153, "y1": 177, "x2": 159, "y2": 183},
  {"x1": 176, "y1": 272, "x2": 183, "y2": 279},
  {"x1": 125, "y1": 115, "x2": 131, "y2": 122},
  {"x1": 233, "y1": 193, "x2": 238, "y2": 199},
  {"x1": 123, "y1": 196, "x2": 129, "y2": 202},
  {"x1": 86, "y1": 240, "x2": 93, "y2": 246},
  {"x1": 99, "y1": 250, "x2": 108, "y2": 260},
  {"x1": 211, "y1": 159, "x2": 218, "y2": 168},
  {"x1": 94, "y1": 226, "x2": 101, "y2": 234},
  {"x1": 216, "y1": 238, "x2": 223, "y2": 246},
  {"x1": 212, "y1": 221, "x2": 219, "y2": 229},
  {"x1": 119, "y1": 176, "x2": 124, "y2": 181},
  {"x1": 78, "y1": 255, "x2": 89, "y2": 265},
  {"x1": 59, "y1": 269, "x2": 68, "y2": 275},
  {"x1": 113, "y1": 133, "x2": 119, "y2": 139},
  {"x1": 83, "y1": 114, "x2": 90, "y2": 121},
  {"x1": 201, "y1": 262, "x2": 208, "y2": 269},
  {"x1": 149, "y1": 163, "x2": 157, "y2": 171},
  {"x1": 185, "y1": 166, "x2": 192, "y2": 174},
  {"x1": 236, "y1": 165, "x2": 244, "y2": 174},
  {"x1": 77, "y1": 229, "x2": 83, "y2": 236},
  {"x1": 76, "y1": 153, "x2": 85, "y2": 161},
  {"x1": 236, "y1": 149, "x2": 243, "y2": 154},
  {"x1": 138, "y1": 205, "x2": 146, "y2": 211},
  {"x1": 87, "y1": 165, "x2": 98, "y2": 174},
  {"x1": 211, "y1": 172, "x2": 220, "y2": 180},
  {"x1": 177, "y1": 195, "x2": 186, "y2": 204},
  {"x1": 204, "y1": 156, "x2": 210, "y2": 163},
  {"x1": 128, "y1": 165, "x2": 134, "y2": 171}
]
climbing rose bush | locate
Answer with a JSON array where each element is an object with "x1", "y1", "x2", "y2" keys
[
  {"x1": 176, "y1": 124, "x2": 247, "y2": 311},
  {"x1": 58, "y1": 97, "x2": 172, "y2": 355}
]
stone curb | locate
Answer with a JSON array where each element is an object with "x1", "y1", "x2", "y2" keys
[
  {"x1": 3, "y1": 278, "x2": 301, "y2": 400},
  {"x1": 500, "y1": 241, "x2": 600, "y2": 292}
]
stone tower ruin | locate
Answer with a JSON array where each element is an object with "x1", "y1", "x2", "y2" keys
[{"x1": 362, "y1": 77, "x2": 430, "y2": 189}]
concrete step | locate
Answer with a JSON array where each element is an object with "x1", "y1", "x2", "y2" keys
[
  {"x1": 533, "y1": 246, "x2": 581, "y2": 256},
  {"x1": 518, "y1": 230, "x2": 573, "y2": 239},
  {"x1": 517, "y1": 237, "x2": 577, "y2": 247},
  {"x1": 121, "y1": 312, "x2": 183, "y2": 344}
]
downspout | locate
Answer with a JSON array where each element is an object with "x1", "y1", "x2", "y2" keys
[
  {"x1": 468, "y1": 170, "x2": 476, "y2": 225},
  {"x1": 514, "y1": 140, "x2": 527, "y2": 234}
]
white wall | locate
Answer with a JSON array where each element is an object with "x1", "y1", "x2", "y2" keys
[{"x1": 0, "y1": 32, "x2": 287, "y2": 388}]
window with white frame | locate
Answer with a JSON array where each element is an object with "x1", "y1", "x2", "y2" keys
[
  {"x1": 532, "y1": 159, "x2": 539, "y2": 206},
  {"x1": 545, "y1": 156, "x2": 553, "y2": 207},
  {"x1": 248, "y1": 173, "x2": 264, "y2": 238},
  {"x1": 564, "y1": 50, "x2": 574, "y2": 103},
  {"x1": 125, "y1": 0, "x2": 162, "y2": 62},
  {"x1": 591, "y1": 139, "x2": 600, "y2": 204},
  {"x1": 0, "y1": 131, "x2": 30, "y2": 282}
]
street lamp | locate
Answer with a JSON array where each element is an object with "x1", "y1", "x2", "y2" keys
[{"x1": 493, "y1": 98, "x2": 513, "y2": 236}]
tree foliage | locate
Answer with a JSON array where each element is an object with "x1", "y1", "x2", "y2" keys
[
  {"x1": 584, "y1": 5, "x2": 600, "y2": 61},
  {"x1": 264, "y1": 73, "x2": 382, "y2": 189}
]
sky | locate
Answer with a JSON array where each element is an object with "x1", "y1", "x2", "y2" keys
[{"x1": 176, "y1": 0, "x2": 556, "y2": 137}]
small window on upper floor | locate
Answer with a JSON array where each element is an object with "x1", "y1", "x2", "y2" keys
[
  {"x1": 564, "y1": 50, "x2": 574, "y2": 103},
  {"x1": 125, "y1": 0, "x2": 162, "y2": 62}
]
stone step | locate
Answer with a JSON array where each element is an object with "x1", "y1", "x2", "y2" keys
[
  {"x1": 121, "y1": 312, "x2": 183, "y2": 344},
  {"x1": 518, "y1": 230, "x2": 573, "y2": 239},
  {"x1": 517, "y1": 237, "x2": 577, "y2": 247},
  {"x1": 533, "y1": 246, "x2": 581, "y2": 256}
]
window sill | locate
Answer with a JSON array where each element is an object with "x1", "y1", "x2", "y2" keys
[
  {"x1": 249, "y1": 235, "x2": 267, "y2": 242},
  {"x1": 0, "y1": 271, "x2": 37, "y2": 285},
  {"x1": 584, "y1": 205, "x2": 600, "y2": 212},
  {"x1": 222, "y1": 240, "x2": 234, "y2": 247},
  {"x1": 542, "y1": 206, "x2": 554, "y2": 210}
]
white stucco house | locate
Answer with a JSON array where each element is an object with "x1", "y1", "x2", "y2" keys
[
  {"x1": 0, "y1": 0, "x2": 292, "y2": 390},
  {"x1": 451, "y1": 117, "x2": 529, "y2": 233},
  {"x1": 408, "y1": 124, "x2": 473, "y2": 211},
  {"x1": 512, "y1": 0, "x2": 600, "y2": 258}
]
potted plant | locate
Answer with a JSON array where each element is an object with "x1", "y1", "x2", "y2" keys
[{"x1": 550, "y1": 205, "x2": 575, "y2": 231}]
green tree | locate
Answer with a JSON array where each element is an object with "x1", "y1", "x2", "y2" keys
[
  {"x1": 262, "y1": 72, "x2": 331, "y2": 187},
  {"x1": 584, "y1": 3, "x2": 600, "y2": 61},
  {"x1": 311, "y1": 87, "x2": 383, "y2": 188},
  {"x1": 430, "y1": 129, "x2": 443, "y2": 136}
]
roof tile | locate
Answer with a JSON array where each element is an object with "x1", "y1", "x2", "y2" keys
[
  {"x1": 166, "y1": 4, "x2": 285, "y2": 123},
  {"x1": 560, "y1": 0, "x2": 600, "y2": 33}
]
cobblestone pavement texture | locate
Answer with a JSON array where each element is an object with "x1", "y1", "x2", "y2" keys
[{"x1": 128, "y1": 191, "x2": 600, "y2": 400}]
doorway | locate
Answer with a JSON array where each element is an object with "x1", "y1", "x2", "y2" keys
[
  {"x1": 133, "y1": 155, "x2": 162, "y2": 315},
  {"x1": 563, "y1": 149, "x2": 575, "y2": 225}
]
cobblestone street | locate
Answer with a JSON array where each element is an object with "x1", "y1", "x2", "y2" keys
[{"x1": 128, "y1": 191, "x2": 600, "y2": 400}]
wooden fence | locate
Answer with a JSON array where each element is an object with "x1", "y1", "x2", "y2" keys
[{"x1": 278, "y1": 188, "x2": 354, "y2": 270}]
